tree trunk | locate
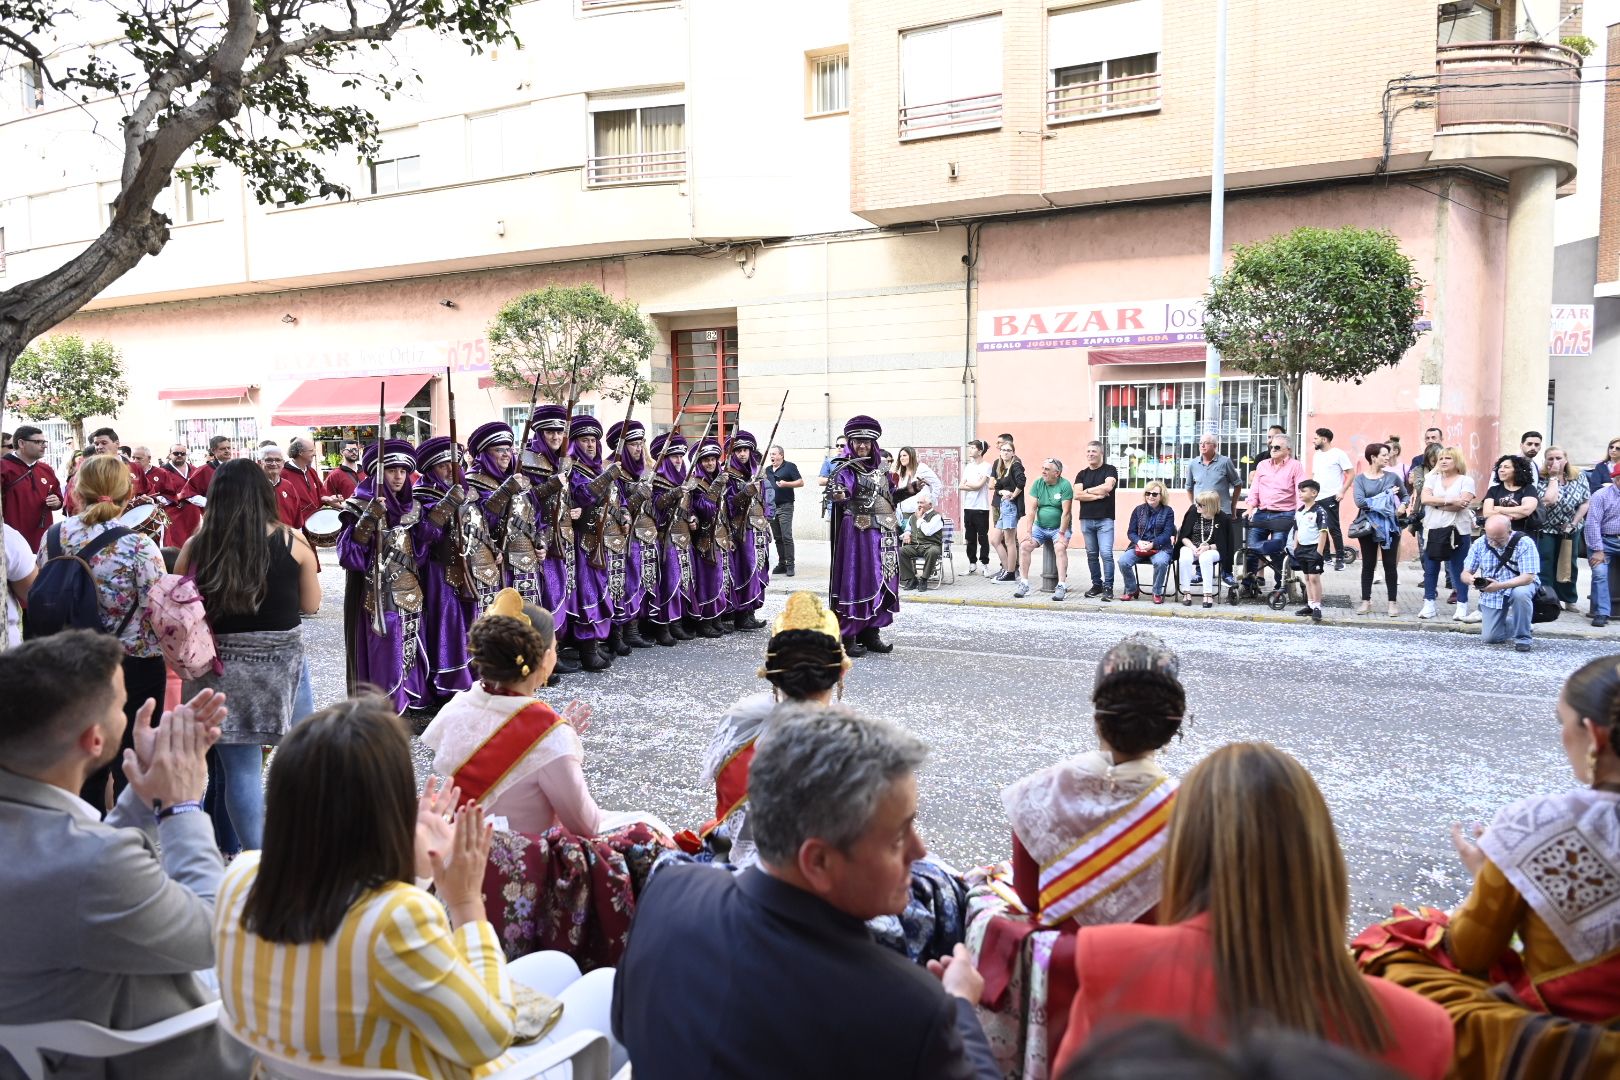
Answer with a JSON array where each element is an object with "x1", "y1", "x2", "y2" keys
[
  {"x1": 71, "y1": 419, "x2": 87, "y2": 450},
  {"x1": 1279, "y1": 374, "x2": 1304, "y2": 444}
]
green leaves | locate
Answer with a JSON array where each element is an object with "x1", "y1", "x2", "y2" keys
[
  {"x1": 487, "y1": 286, "x2": 657, "y2": 407},
  {"x1": 1203, "y1": 227, "x2": 1425, "y2": 408},
  {"x1": 6, "y1": 335, "x2": 129, "y2": 435}
]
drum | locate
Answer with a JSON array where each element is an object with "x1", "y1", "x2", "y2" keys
[
  {"x1": 117, "y1": 503, "x2": 167, "y2": 539},
  {"x1": 304, "y1": 507, "x2": 343, "y2": 547}
]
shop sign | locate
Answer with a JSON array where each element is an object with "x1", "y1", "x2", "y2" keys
[
  {"x1": 1549, "y1": 305, "x2": 1593, "y2": 356},
  {"x1": 978, "y1": 298, "x2": 1206, "y2": 351}
]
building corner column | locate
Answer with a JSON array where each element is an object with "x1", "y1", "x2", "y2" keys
[{"x1": 1499, "y1": 163, "x2": 1557, "y2": 451}]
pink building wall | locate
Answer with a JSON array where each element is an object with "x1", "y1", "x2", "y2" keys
[{"x1": 972, "y1": 176, "x2": 1510, "y2": 536}]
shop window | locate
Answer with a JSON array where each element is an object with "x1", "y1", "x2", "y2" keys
[
  {"x1": 672, "y1": 327, "x2": 738, "y2": 443},
  {"x1": 1048, "y1": 1, "x2": 1162, "y2": 124},
  {"x1": 808, "y1": 49, "x2": 850, "y2": 116},
  {"x1": 1097, "y1": 377, "x2": 1290, "y2": 489},
  {"x1": 899, "y1": 15, "x2": 1003, "y2": 140},
  {"x1": 176, "y1": 417, "x2": 260, "y2": 461},
  {"x1": 588, "y1": 96, "x2": 686, "y2": 186}
]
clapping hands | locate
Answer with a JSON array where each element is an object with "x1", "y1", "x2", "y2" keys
[{"x1": 124, "y1": 689, "x2": 225, "y2": 811}]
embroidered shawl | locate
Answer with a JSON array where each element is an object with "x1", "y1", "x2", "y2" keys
[{"x1": 421, "y1": 684, "x2": 578, "y2": 808}]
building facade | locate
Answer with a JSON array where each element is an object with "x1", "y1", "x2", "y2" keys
[{"x1": 0, "y1": 0, "x2": 1594, "y2": 526}]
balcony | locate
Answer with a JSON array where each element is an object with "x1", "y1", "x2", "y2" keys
[
  {"x1": 585, "y1": 149, "x2": 687, "y2": 187},
  {"x1": 1047, "y1": 72, "x2": 1163, "y2": 125},
  {"x1": 1429, "y1": 40, "x2": 1580, "y2": 183},
  {"x1": 898, "y1": 93, "x2": 1003, "y2": 141}
]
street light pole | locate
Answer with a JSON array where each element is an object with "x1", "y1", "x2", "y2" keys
[{"x1": 1203, "y1": 0, "x2": 1228, "y2": 438}]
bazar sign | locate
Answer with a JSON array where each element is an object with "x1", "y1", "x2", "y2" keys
[
  {"x1": 978, "y1": 298, "x2": 1206, "y2": 351},
  {"x1": 1549, "y1": 304, "x2": 1593, "y2": 356}
]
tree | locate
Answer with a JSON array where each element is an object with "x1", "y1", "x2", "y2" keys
[
  {"x1": 6, "y1": 334, "x2": 129, "y2": 448},
  {"x1": 1202, "y1": 226, "x2": 1425, "y2": 431},
  {"x1": 0, "y1": 0, "x2": 520, "y2": 399},
  {"x1": 486, "y1": 285, "x2": 658, "y2": 423}
]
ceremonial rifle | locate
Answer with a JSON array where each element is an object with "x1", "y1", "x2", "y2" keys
[
  {"x1": 554, "y1": 346, "x2": 584, "y2": 543},
  {"x1": 444, "y1": 366, "x2": 480, "y2": 597},
  {"x1": 370, "y1": 382, "x2": 387, "y2": 635},
  {"x1": 500, "y1": 366, "x2": 545, "y2": 553},
  {"x1": 748, "y1": 390, "x2": 790, "y2": 489}
]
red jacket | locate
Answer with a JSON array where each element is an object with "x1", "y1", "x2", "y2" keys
[
  {"x1": 324, "y1": 464, "x2": 363, "y2": 502},
  {"x1": 0, "y1": 453, "x2": 63, "y2": 551},
  {"x1": 284, "y1": 462, "x2": 327, "y2": 517},
  {"x1": 272, "y1": 476, "x2": 309, "y2": 529},
  {"x1": 146, "y1": 462, "x2": 202, "y2": 549},
  {"x1": 1053, "y1": 913, "x2": 1453, "y2": 1080}
]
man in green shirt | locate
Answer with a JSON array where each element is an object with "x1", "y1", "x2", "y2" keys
[{"x1": 1014, "y1": 458, "x2": 1074, "y2": 600}]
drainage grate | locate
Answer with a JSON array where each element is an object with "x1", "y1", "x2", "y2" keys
[{"x1": 1320, "y1": 595, "x2": 1353, "y2": 609}]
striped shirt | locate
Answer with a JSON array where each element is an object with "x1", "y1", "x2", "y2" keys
[{"x1": 215, "y1": 852, "x2": 517, "y2": 1079}]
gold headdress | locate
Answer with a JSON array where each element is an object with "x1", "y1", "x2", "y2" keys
[
  {"x1": 759, "y1": 591, "x2": 852, "y2": 676},
  {"x1": 470, "y1": 588, "x2": 534, "y2": 678}
]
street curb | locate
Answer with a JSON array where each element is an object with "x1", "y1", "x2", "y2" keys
[{"x1": 766, "y1": 580, "x2": 1611, "y2": 641}]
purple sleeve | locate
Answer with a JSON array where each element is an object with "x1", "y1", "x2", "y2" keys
[{"x1": 337, "y1": 521, "x2": 372, "y2": 573}]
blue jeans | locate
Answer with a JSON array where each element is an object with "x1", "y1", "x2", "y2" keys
[
  {"x1": 213, "y1": 743, "x2": 267, "y2": 850},
  {"x1": 1592, "y1": 536, "x2": 1620, "y2": 618},
  {"x1": 1118, "y1": 548, "x2": 1172, "y2": 595},
  {"x1": 1480, "y1": 584, "x2": 1536, "y2": 647},
  {"x1": 293, "y1": 659, "x2": 314, "y2": 721},
  {"x1": 1079, "y1": 518, "x2": 1115, "y2": 587},
  {"x1": 1421, "y1": 533, "x2": 1472, "y2": 603},
  {"x1": 997, "y1": 500, "x2": 1019, "y2": 530}
]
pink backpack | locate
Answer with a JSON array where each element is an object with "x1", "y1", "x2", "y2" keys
[{"x1": 147, "y1": 574, "x2": 221, "y2": 679}]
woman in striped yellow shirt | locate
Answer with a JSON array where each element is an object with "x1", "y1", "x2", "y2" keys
[{"x1": 214, "y1": 695, "x2": 619, "y2": 1079}]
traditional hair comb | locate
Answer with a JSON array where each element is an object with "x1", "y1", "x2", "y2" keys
[{"x1": 762, "y1": 591, "x2": 852, "y2": 676}]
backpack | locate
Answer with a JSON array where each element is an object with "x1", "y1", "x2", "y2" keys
[
  {"x1": 147, "y1": 574, "x2": 221, "y2": 679},
  {"x1": 24, "y1": 523, "x2": 136, "y2": 640}
]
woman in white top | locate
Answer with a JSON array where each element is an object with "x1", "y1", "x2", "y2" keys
[
  {"x1": 959, "y1": 439, "x2": 993, "y2": 574},
  {"x1": 894, "y1": 445, "x2": 940, "y2": 520},
  {"x1": 1419, "y1": 445, "x2": 1479, "y2": 623}
]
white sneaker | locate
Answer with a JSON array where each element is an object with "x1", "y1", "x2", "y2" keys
[
  {"x1": 966, "y1": 564, "x2": 978, "y2": 576},
  {"x1": 1462, "y1": 609, "x2": 1483, "y2": 624},
  {"x1": 1418, "y1": 600, "x2": 1436, "y2": 620},
  {"x1": 1452, "y1": 603, "x2": 1467, "y2": 622},
  {"x1": 1013, "y1": 579, "x2": 1030, "y2": 599}
]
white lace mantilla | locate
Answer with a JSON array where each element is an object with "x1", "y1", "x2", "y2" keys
[{"x1": 1477, "y1": 788, "x2": 1620, "y2": 964}]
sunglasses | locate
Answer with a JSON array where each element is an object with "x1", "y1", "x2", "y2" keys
[
  {"x1": 1144, "y1": 491, "x2": 1162, "y2": 497},
  {"x1": 1269, "y1": 445, "x2": 1283, "y2": 452}
]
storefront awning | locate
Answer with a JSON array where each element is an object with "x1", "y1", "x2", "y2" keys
[
  {"x1": 1087, "y1": 345, "x2": 1208, "y2": 366},
  {"x1": 271, "y1": 373, "x2": 434, "y2": 426},
  {"x1": 477, "y1": 375, "x2": 499, "y2": 390},
  {"x1": 157, "y1": 385, "x2": 256, "y2": 401}
]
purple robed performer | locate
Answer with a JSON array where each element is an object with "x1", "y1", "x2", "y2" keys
[
  {"x1": 411, "y1": 436, "x2": 477, "y2": 702},
  {"x1": 337, "y1": 438, "x2": 430, "y2": 711},
  {"x1": 686, "y1": 435, "x2": 731, "y2": 636},
  {"x1": 826, "y1": 415, "x2": 920, "y2": 657},
  {"x1": 722, "y1": 429, "x2": 769, "y2": 631},
  {"x1": 522, "y1": 404, "x2": 575, "y2": 639},
  {"x1": 648, "y1": 431, "x2": 695, "y2": 643},
  {"x1": 563, "y1": 413, "x2": 616, "y2": 672},
  {"x1": 606, "y1": 419, "x2": 656, "y2": 652},
  {"x1": 464, "y1": 421, "x2": 544, "y2": 606}
]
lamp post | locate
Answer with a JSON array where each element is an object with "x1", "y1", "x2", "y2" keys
[{"x1": 1203, "y1": 0, "x2": 1228, "y2": 439}]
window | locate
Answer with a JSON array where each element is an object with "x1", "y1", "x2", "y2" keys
[
  {"x1": 468, "y1": 108, "x2": 536, "y2": 180},
  {"x1": 20, "y1": 61, "x2": 43, "y2": 110},
  {"x1": 587, "y1": 96, "x2": 686, "y2": 186},
  {"x1": 807, "y1": 49, "x2": 849, "y2": 116},
  {"x1": 1048, "y1": 1, "x2": 1162, "y2": 123},
  {"x1": 502, "y1": 405, "x2": 530, "y2": 434},
  {"x1": 98, "y1": 181, "x2": 122, "y2": 228},
  {"x1": 1439, "y1": 0, "x2": 1501, "y2": 44},
  {"x1": 899, "y1": 15, "x2": 1002, "y2": 140},
  {"x1": 580, "y1": 0, "x2": 671, "y2": 11},
  {"x1": 369, "y1": 155, "x2": 421, "y2": 195},
  {"x1": 176, "y1": 417, "x2": 260, "y2": 462},
  {"x1": 672, "y1": 328, "x2": 738, "y2": 442},
  {"x1": 0, "y1": 226, "x2": 6, "y2": 277},
  {"x1": 1097, "y1": 376, "x2": 1288, "y2": 490},
  {"x1": 175, "y1": 175, "x2": 216, "y2": 223}
]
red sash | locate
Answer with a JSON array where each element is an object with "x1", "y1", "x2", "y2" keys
[
  {"x1": 699, "y1": 738, "x2": 757, "y2": 839},
  {"x1": 450, "y1": 701, "x2": 567, "y2": 807}
]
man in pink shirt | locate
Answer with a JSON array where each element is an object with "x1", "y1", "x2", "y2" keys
[{"x1": 1244, "y1": 435, "x2": 1306, "y2": 584}]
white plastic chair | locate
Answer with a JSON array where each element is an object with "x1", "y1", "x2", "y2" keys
[
  {"x1": 0, "y1": 1001, "x2": 221, "y2": 1080},
  {"x1": 221, "y1": 1014, "x2": 612, "y2": 1080}
]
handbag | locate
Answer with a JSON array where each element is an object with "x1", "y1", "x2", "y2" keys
[
  {"x1": 1424, "y1": 525, "x2": 1460, "y2": 561},
  {"x1": 1347, "y1": 513, "x2": 1375, "y2": 539}
]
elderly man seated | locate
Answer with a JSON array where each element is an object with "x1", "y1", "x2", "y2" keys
[
  {"x1": 899, "y1": 494, "x2": 946, "y2": 592},
  {"x1": 0, "y1": 631, "x2": 249, "y2": 1078},
  {"x1": 612, "y1": 705, "x2": 998, "y2": 1080}
]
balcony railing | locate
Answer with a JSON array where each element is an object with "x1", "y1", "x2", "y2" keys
[
  {"x1": 585, "y1": 149, "x2": 687, "y2": 187},
  {"x1": 1047, "y1": 73, "x2": 1163, "y2": 124},
  {"x1": 898, "y1": 93, "x2": 1003, "y2": 140},
  {"x1": 580, "y1": 0, "x2": 670, "y2": 9},
  {"x1": 1435, "y1": 41, "x2": 1581, "y2": 138}
]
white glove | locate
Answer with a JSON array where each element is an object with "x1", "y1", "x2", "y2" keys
[{"x1": 187, "y1": 496, "x2": 207, "y2": 507}]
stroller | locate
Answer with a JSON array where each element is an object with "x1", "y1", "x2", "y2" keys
[{"x1": 1234, "y1": 510, "x2": 1305, "y2": 611}]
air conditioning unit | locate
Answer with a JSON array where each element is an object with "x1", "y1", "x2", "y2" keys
[{"x1": 1438, "y1": 0, "x2": 1477, "y2": 19}]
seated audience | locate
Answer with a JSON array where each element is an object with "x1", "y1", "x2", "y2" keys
[
  {"x1": 1177, "y1": 490, "x2": 1235, "y2": 607},
  {"x1": 215, "y1": 694, "x2": 623, "y2": 1078},
  {"x1": 899, "y1": 493, "x2": 946, "y2": 592},
  {"x1": 421, "y1": 588, "x2": 659, "y2": 837},
  {"x1": 1353, "y1": 654, "x2": 1620, "y2": 1078},
  {"x1": 1052, "y1": 742, "x2": 1454, "y2": 1080},
  {"x1": 1056, "y1": 1019, "x2": 1405, "y2": 1080},
  {"x1": 0, "y1": 631, "x2": 247, "y2": 1078},
  {"x1": 613, "y1": 705, "x2": 1000, "y2": 1079},
  {"x1": 1117, "y1": 483, "x2": 1177, "y2": 603},
  {"x1": 967, "y1": 632, "x2": 1184, "y2": 1078}
]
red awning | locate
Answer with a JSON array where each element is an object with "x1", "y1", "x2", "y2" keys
[
  {"x1": 1087, "y1": 345, "x2": 1208, "y2": 366},
  {"x1": 158, "y1": 385, "x2": 255, "y2": 401},
  {"x1": 271, "y1": 373, "x2": 434, "y2": 426},
  {"x1": 477, "y1": 375, "x2": 498, "y2": 390}
]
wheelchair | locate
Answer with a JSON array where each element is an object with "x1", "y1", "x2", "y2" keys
[{"x1": 1234, "y1": 511, "x2": 1305, "y2": 611}]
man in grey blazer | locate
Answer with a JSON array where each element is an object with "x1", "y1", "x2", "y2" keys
[{"x1": 0, "y1": 631, "x2": 248, "y2": 1079}]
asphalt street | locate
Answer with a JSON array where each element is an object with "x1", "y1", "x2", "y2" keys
[{"x1": 301, "y1": 564, "x2": 1618, "y2": 932}]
